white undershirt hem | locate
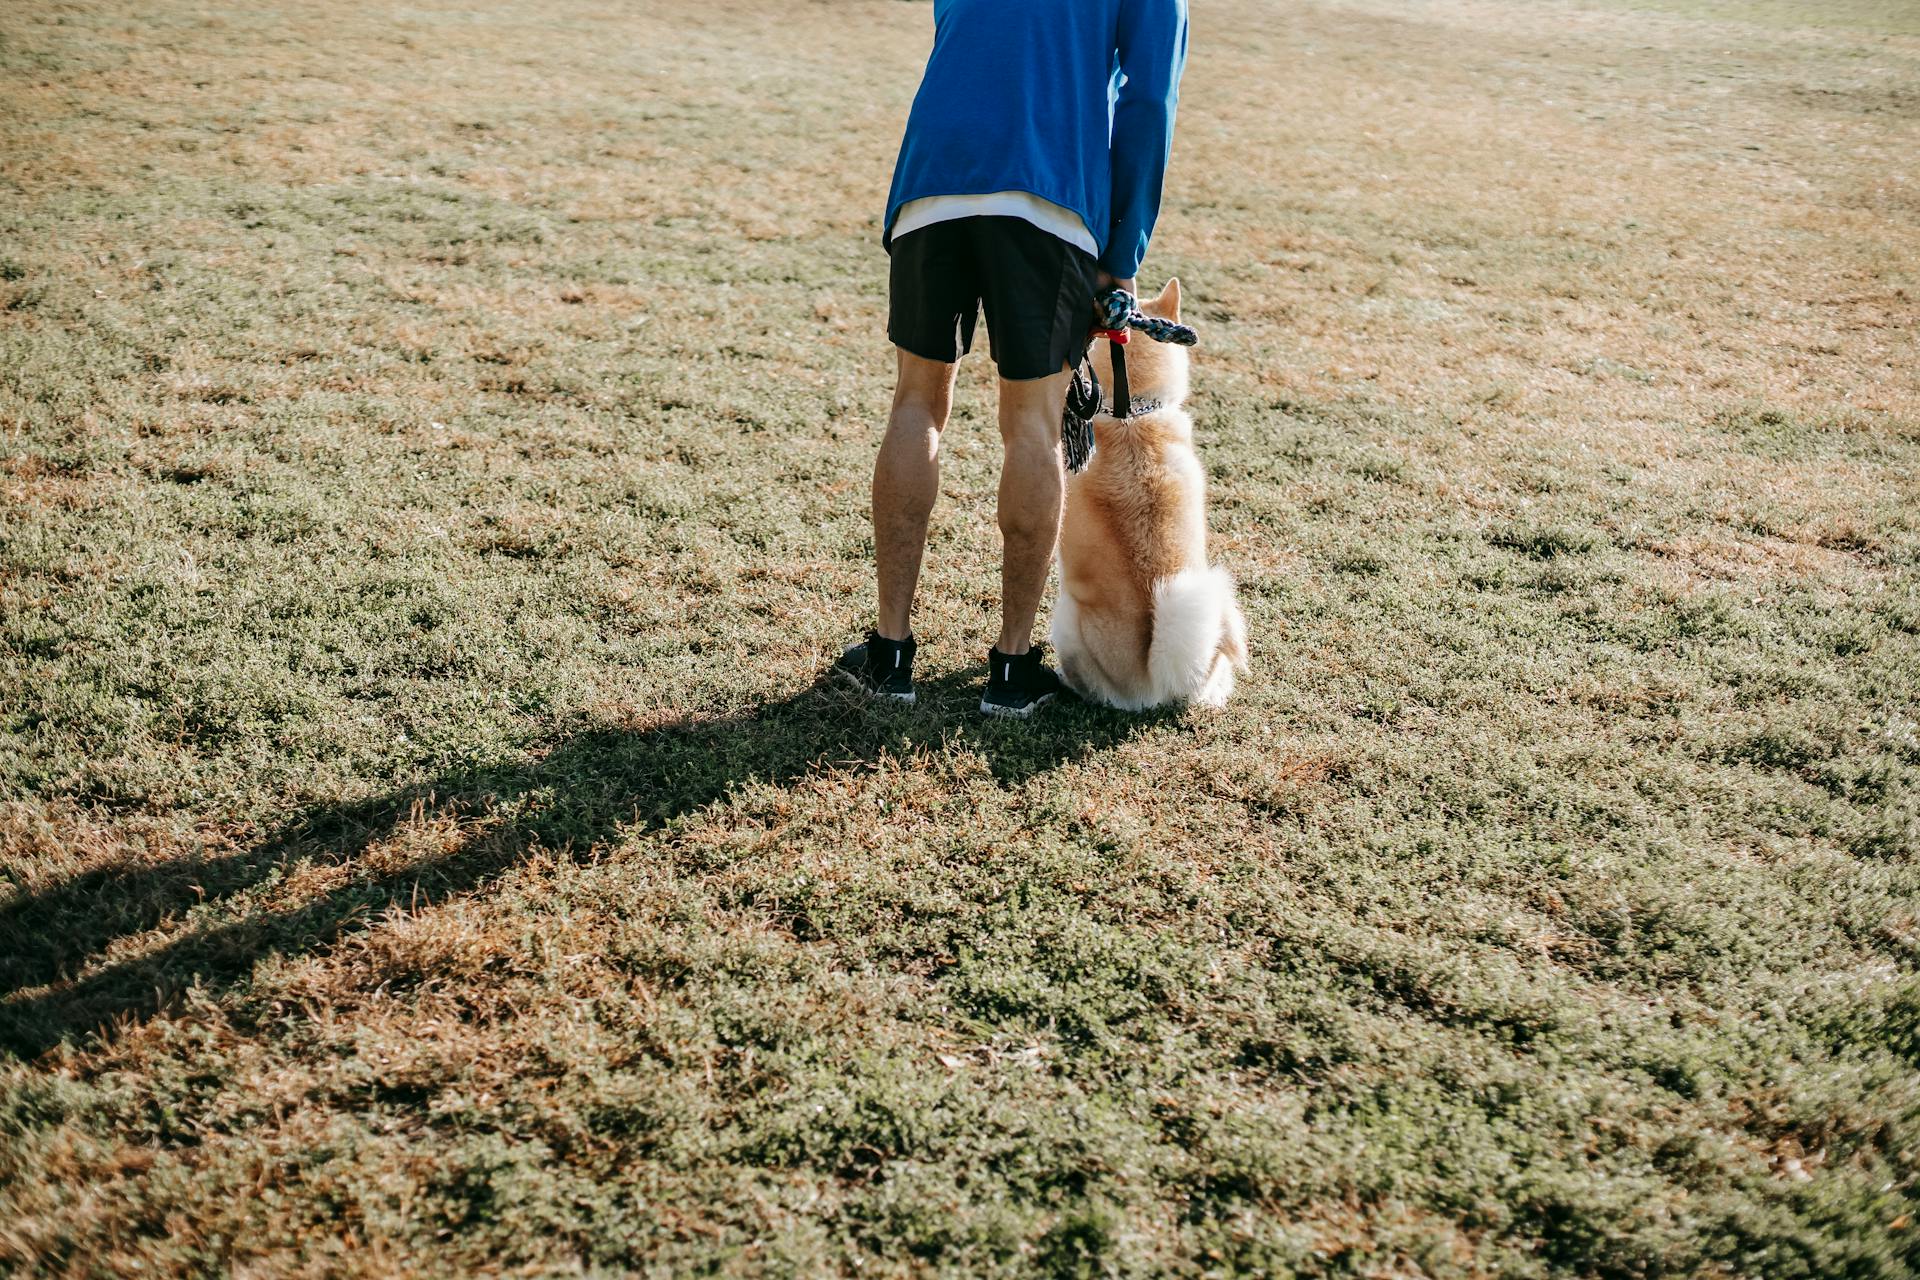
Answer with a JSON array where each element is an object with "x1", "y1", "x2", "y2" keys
[{"x1": 891, "y1": 191, "x2": 1098, "y2": 258}]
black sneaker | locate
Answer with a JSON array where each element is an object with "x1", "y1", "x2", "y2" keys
[
  {"x1": 981, "y1": 645, "x2": 1064, "y2": 719},
  {"x1": 834, "y1": 630, "x2": 917, "y2": 703}
]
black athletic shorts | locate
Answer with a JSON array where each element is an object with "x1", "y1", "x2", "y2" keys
[{"x1": 887, "y1": 215, "x2": 1100, "y2": 381}]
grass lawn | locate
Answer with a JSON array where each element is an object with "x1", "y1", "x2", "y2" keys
[{"x1": 2, "y1": 0, "x2": 1917, "y2": 1273}]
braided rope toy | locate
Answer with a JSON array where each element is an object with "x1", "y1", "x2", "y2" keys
[
  {"x1": 1094, "y1": 288, "x2": 1198, "y2": 348},
  {"x1": 1062, "y1": 288, "x2": 1198, "y2": 472}
]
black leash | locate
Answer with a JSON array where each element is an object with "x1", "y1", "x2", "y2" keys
[{"x1": 1061, "y1": 288, "x2": 1199, "y2": 473}]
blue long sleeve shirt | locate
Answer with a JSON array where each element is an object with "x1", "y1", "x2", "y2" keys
[{"x1": 884, "y1": 0, "x2": 1189, "y2": 280}]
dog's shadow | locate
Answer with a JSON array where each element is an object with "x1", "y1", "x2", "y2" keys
[{"x1": 1, "y1": 671, "x2": 1170, "y2": 1058}]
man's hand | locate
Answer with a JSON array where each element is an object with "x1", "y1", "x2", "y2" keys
[{"x1": 1095, "y1": 271, "x2": 1137, "y2": 298}]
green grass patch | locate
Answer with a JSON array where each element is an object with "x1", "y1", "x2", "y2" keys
[{"x1": 2, "y1": 0, "x2": 1918, "y2": 1274}]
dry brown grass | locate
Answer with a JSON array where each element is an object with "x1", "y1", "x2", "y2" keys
[{"x1": 3, "y1": 0, "x2": 1917, "y2": 1274}]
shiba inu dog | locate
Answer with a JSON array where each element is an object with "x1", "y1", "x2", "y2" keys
[{"x1": 1051, "y1": 279, "x2": 1248, "y2": 709}]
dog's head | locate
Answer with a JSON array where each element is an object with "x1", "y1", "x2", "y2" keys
[{"x1": 1089, "y1": 278, "x2": 1189, "y2": 414}]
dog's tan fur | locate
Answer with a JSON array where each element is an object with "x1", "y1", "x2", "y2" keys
[{"x1": 1051, "y1": 279, "x2": 1248, "y2": 709}]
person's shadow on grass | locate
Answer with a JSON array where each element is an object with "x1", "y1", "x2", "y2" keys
[{"x1": 0, "y1": 670, "x2": 1169, "y2": 1058}]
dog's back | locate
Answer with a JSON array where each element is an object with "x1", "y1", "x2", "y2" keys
[{"x1": 1052, "y1": 280, "x2": 1248, "y2": 709}]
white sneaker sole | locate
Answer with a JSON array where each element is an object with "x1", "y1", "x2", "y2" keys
[
  {"x1": 835, "y1": 665, "x2": 915, "y2": 704},
  {"x1": 979, "y1": 692, "x2": 1055, "y2": 719}
]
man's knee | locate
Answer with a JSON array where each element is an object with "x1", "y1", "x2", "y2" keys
[
  {"x1": 996, "y1": 367, "x2": 1070, "y2": 441},
  {"x1": 997, "y1": 383, "x2": 1067, "y2": 478},
  {"x1": 894, "y1": 349, "x2": 957, "y2": 422},
  {"x1": 997, "y1": 447, "x2": 1064, "y2": 539},
  {"x1": 998, "y1": 407, "x2": 1067, "y2": 496}
]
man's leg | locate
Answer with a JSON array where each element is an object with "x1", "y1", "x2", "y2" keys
[
  {"x1": 873, "y1": 349, "x2": 958, "y2": 642},
  {"x1": 993, "y1": 366, "x2": 1072, "y2": 655}
]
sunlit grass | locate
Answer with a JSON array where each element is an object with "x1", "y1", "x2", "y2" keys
[{"x1": 2, "y1": 0, "x2": 1916, "y2": 1274}]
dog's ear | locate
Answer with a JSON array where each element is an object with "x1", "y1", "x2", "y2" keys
[{"x1": 1145, "y1": 277, "x2": 1182, "y2": 321}]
